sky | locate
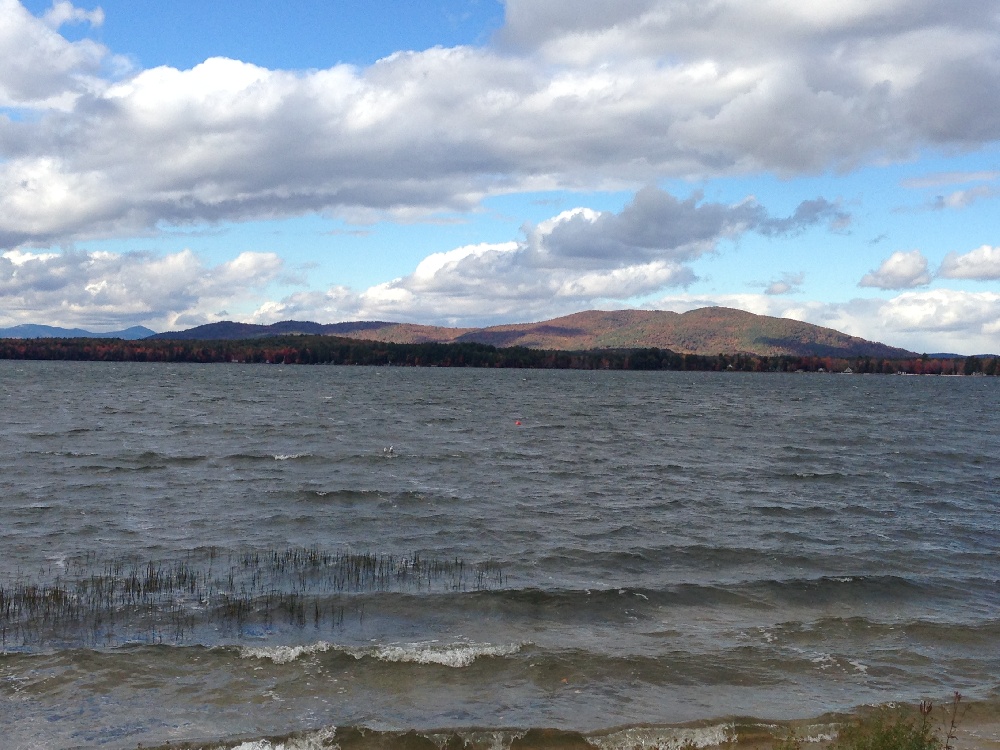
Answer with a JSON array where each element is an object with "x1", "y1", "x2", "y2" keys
[{"x1": 1, "y1": 1, "x2": 1000, "y2": 354}]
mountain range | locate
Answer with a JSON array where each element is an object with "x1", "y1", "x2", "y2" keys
[
  {"x1": 147, "y1": 307, "x2": 918, "y2": 358},
  {"x1": 0, "y1": 324, "x2": 156, "y2": 340}
]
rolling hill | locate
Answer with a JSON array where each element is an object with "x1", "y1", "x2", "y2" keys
[{"x1": 151, "y1": 307, "x2": 916, "y2": 358}]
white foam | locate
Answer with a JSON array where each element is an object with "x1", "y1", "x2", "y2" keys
[
  {"x1": 592, "y1": 723, "x2": 736, "y2": 750},
  {"x1": 238, "y1": 641, "x2": 333, "y2": 664},
  {"x1": 810, "y1": 653, "x2": 838, "y2": 671},
  {"x1": 349, "y1": 640, "x2": 523, "y2": 668},
  {"x1": 219, "y1": 727, "x2": 337, "y2": 750},
  {"x1": 273, "y1": 453, "x2": 310, "y2": 461},
  {"x1": 238, "y1": 640, "x2": 523, "y2": 668}
]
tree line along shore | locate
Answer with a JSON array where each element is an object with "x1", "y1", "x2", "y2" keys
[{"x1": 0, "y1": 335, "x2": 997, "y2": 375}]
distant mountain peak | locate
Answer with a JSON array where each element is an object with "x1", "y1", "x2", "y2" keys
[{"x1": 150, "y1": 308, "x2": 916, "y2": 358}]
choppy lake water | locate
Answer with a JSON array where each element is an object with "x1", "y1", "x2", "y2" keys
[{"x1": 1, "y1": 361, "x2": 998, "y2": 749}]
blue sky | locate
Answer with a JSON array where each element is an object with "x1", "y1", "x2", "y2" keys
[{"x1": 2, "y1": 0, "x2": 1000, "y2": 353}]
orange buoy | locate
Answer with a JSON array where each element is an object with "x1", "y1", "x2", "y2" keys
[{"x1": 515, "y1": 420, "x2": 522, "y2": 426}]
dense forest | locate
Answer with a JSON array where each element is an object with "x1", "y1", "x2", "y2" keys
[{"x1": 0, "y1": 335, "x2": 996, "y2": 375}]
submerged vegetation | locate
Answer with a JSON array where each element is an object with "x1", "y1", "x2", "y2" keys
[
  {"x1": 0, "y1": 547, "x2": 504, "y2": 648},
  {"x1": 0, "y1": 334, "x2": 997, "y2": 374}
]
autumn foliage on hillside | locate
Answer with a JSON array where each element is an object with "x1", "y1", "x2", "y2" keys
[
  {"x1": 0, "y1": 335, "x2": 996, "y2": 375},
  {"x1": 137, "y1": 307, "x2": 920, "y2": 359}
]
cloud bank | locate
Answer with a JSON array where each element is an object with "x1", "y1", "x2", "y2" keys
[
  {"x1": 1, "y1": 0, "x2": 999, "y2": 245},
  {"x1": 0, "y1": 248, "x2": 282, "y2": 330}
]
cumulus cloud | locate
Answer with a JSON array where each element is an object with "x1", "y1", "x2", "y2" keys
[
  {"x1": 859, "y1": 249, "x2": 932, "y2": 289},
  {"x1": 0, "y1": 248, "x2": 283, "y2": 330},
  {"x1": 532, "y1": 188, "x2": 762, "y2": 266},
  {"x1": 938, "y1": 245, "x2": 1000, "y2": 280},
  {"x1": 0, "y1": 0, "x2": 999, "y2": 243},
  {"x1": 0, "y1": 0, "x2": 108, "y2": 109},
  {"x1": 877, "y1": 290, "x2": 1000, "y2": 346}
]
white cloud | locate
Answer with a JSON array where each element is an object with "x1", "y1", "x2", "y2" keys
[
  {"x1": 859, "y1": 249, "x2": 932, "y2": 289},
  {"x1": 43, "y1": 1, "x2": 104, "y2": 29},
  {"x1": 0, "y1": 248, "x2": 283, "y2": 330},
  {"x1": 939, "y1": 244, "x2": 1000, "y2": 280},
  {"x1": 0, "y1": 0, "x2": 998, "y2": 244},
  {"x1": 0, "y1": 0, "x2": 109, "y2": 109},
  {"x1": 882, "y1": 289, "x2": 1000, "y2": 332}
]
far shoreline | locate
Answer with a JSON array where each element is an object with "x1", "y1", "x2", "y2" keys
[{"x1": 0, "y1": 335, "x2": 997, "y2": 376}]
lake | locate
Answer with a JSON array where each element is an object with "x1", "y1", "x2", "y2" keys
[{"x1": 1, "y1": 361, "x2": 998, "y2": 749}]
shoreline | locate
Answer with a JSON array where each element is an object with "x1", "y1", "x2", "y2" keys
[{"x1": 131, "y1": 699, "x2": 1000, "y2": 750}]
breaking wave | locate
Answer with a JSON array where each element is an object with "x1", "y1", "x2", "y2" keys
[{"x1": 238, "y1": 639, "x2": 526, "y2": 667}]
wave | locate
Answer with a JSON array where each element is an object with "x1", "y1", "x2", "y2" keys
[
  {"x1": 4, "y1": 541, "x2": 990, "y2": 652},
  {"x1": 784, "y1": 470, "x2": 848, "y2": 481},
  {"x1": 237, "y1": 640, "x2": 335, "y2": 664},
  {"x1": 25, "y1": 720, "x2": 742, "y2": 750},
  {"x1": 452, "y1": 574, "x2": 945, "y2": 610},
  {"x1": 223, "y1": 452, "x2": 321, "y2": 463},
  {"x1": 290, "y1": 488, "x2": 401, "y2": 503},
  {"x1": 131, "y1": 699, "x2": 1000, "y2": 750},
  {"x1": 759, "y1": 615, "x2": 1000, "y2": 647},
  {"x1": 238, "y1": 639, "x2": 525, "y2": 667},
  {"x1": 126, "y1": 451, "x2": 210, "y2": 465}
]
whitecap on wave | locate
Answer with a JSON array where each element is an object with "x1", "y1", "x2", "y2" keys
[
  {"x1": 351, "y1": 640, "x2": 523, "y2": 667},
  {"x1": 238, "y1": 640, "x2": 524, "y2": 667},
  {"x1": 591, "y1": 723, "x2": 735, "y2": 750},
  {"x1": 238, "y1": 641, "x2": 334, "y2": 665},
  {"x1": 227, "y1": 727, "x2": 337, "y2": 750}
]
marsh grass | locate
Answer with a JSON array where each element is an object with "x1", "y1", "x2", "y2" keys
[
  {"x1": 0, "y1": 546, "x2": 505, "y2": 648},
  {"x1": 775, "y1": 694, "x2": 967, "y2": 750},
  {"x1": 832, "y1": 709, "x2": 938, "y2": 750}
]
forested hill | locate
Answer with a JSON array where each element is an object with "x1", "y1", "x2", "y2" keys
[
  {"x1": 145, "y1": 320, "x2": 394, "y2": 340},
  {"x1": 150, "y1": 307, "x2": 916, "y2": 359},
  {"x1": 0, "y1": 335, "x2": 996, "y2": 376}
]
